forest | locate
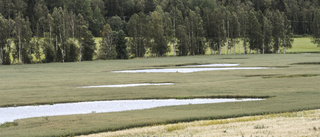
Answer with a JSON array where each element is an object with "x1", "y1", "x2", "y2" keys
[{"x1": 0, "y1": 0, "x2": 320, "y2": 65}]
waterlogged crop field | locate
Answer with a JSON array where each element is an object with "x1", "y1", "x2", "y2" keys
[{"x1": 0, "y1": 54, "x2": 320, "y2": 136}]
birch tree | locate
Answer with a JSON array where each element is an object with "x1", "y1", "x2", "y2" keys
[
  {"x1": 99, "y1": 24, "x2": 117, "y2": 59},
  {"x1": 128, "y1": 12, "x2": 149, "y2": 57},
  {"x1": 14, "y1": 13, "x2": 32, "y2": 64}
]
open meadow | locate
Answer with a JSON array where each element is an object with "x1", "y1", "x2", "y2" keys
[
  {"x1": 0, "y1": 37, "x2": 320, "y2": 136},
  {"x1": 0, "y1": 53, "x2": 320, "y2": 136}
]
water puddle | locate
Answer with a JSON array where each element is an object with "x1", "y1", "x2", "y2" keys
[
  {"x1": 183, "y1": 64, "x2": 240, "y2": 67},
  {"x1": 0, "y1": 98, "x2": 264, "y2": 124},
  {"x1": 113, "y1": 67, "x2": 270, "y2": 73},
  {"x1": 79, "y1": 83, "x2": 174, "y2": 88}
]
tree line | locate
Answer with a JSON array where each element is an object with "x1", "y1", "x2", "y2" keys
[{"x1": 0, "y1": 0, "x2": 320, "y2": 65}]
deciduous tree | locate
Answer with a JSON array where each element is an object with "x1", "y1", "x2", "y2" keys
[
  {"x1": 99, "y1": 24, "x2": 117, "y2": 59},
  {"x1": 13, "y1": 13, "x2": 32, "y2": 63},
  {"x1": 0, "y1": 14, "x2": 10, "y2": 65}
]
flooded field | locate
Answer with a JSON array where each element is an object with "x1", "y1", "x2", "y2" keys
[{"x1": 0, "y1": 98, "x2": 264, "y2": 124}]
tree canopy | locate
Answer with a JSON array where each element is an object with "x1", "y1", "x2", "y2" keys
[{"x1": 0, "y1": 0, "x2": 319, "y2": 64}]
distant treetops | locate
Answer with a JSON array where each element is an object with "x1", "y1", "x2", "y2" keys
[{"x1": 0, "y1": 0, "x2": 320, "y2": 65}]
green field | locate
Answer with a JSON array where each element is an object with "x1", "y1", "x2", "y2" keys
[{"x1": 0, "y1": 53, "x2": 320, "y2": 136}]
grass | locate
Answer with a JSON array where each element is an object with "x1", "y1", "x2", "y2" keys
[
  {"x1": 0, "y1": 54, "x2": 320, "y2": 136},
  {"x1": 287, "y1": 37, "x2": 320, "y2": 53}
]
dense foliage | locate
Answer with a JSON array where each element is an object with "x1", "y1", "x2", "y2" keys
[{"x1": 0, "y1": 0, "x2": 319, "y2": 64}]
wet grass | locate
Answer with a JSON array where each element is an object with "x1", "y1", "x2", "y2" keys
[{"x1": 1, "y1": 54, "x2": 320, "y2": 136}]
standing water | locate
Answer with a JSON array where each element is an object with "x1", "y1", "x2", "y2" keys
[{"x1": 0, "y1": 98, "x2": 264, "y2": 124}]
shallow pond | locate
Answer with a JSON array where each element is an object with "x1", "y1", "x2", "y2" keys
[
  {"x1": 79, "y1": 83, "x2": 174, "y2": 88},
  {"x1": 0, "y1": 98, "x2": 264, "y2": 124},
  {"x1": 112, "y1": 67, "x2": 269, "y2": 73}
]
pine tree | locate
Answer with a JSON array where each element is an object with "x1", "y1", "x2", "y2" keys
[
  {"x1": 91, "y1": 6, "x2": 105, "y2": 37},
  {"x1": 144, "y1": 0, "x2": 156, "y2": 14},
  {"x1": 116, "y1": 30, "x2": 128, "y2": 59},
  {"x1": 247, "y1": 11, "x2": 262, "y2": 53}
]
